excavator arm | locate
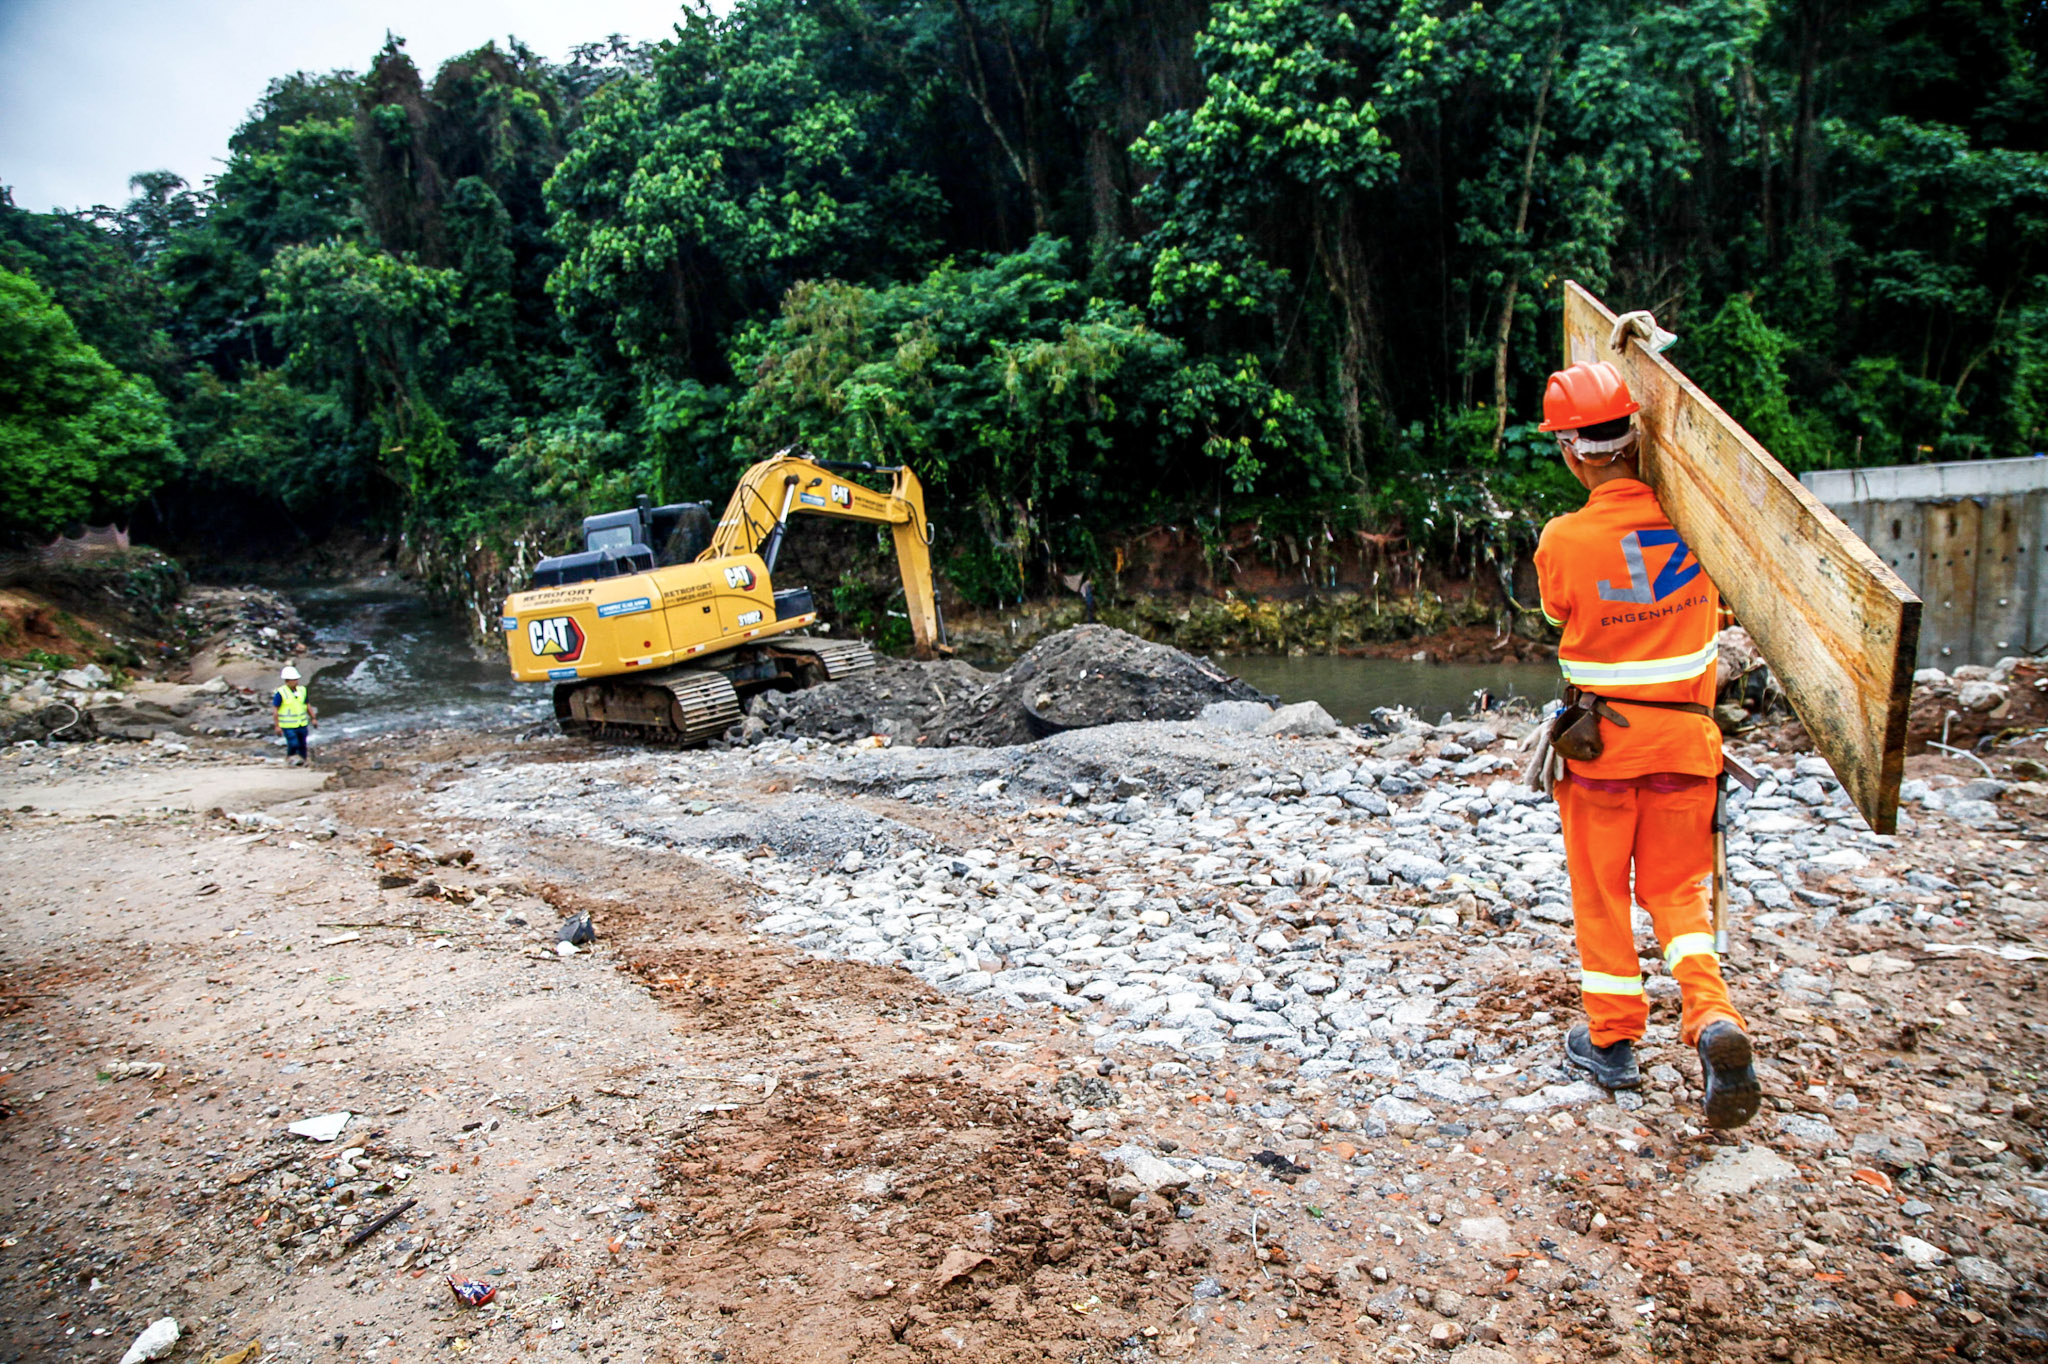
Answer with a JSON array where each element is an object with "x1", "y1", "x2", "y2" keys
[{"x1": 701, "y1": 451, "x2": 945, "y2": 657}]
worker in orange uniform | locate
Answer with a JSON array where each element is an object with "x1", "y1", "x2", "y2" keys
[{"x1": 1528, "y1": 359, "x2": 1760, "y2": 1130}]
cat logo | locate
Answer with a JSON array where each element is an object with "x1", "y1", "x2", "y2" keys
[
  {"x1": 831, "y1": 484, "x2": 852, "y2": 507},
  {"x1": 527, "y1": 615, "x2": 585, "y2": 662},
  {"x1": 723, "y1": 564, "x2": 757, "y2": 590}
]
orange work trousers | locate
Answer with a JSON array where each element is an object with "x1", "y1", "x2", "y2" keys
[{"x1": 1557, "y1": 772, "x2": 1744, "y2": 1048}]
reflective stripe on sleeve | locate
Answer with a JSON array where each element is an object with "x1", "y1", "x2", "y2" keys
[
  {"x1": 1663, "y1": 932, "x2": 1719, "y2": 968},
  {"x1": 1557, "y1": 639, "x2": 1718, "y2": 687},
  {"x1": 1541, "y1": 602, "x2": 1565, "y2": 627},
  {"x1": 1580, "y1": 969, "x2": 1646, "y2": 996}
]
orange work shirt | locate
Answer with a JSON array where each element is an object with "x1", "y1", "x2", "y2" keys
[{"x1": 1534, "y1": 479, "x2": 1722, "y2": 780}]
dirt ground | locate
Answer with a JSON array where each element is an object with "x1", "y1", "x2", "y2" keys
[{"x1": 0, "y1": 722, "x2": 2043, "y2": 1364}]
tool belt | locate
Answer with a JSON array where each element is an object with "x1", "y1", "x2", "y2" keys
[{"x1": 1548, "y1": 685, "x2": 1714, "y2": 763}]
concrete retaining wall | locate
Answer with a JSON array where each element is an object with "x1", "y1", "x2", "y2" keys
[{"x1": 1801, "y1": 456, "x2": 2048, "y2": 667}]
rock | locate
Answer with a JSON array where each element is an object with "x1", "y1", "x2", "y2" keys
[
  {"x1": 1106, "y1": 1144, "x2": 1192, "y2": 1194},
  {"x1": 1957, "y1": 680, "x2": 2008, "y2": 713},
  {"x1": 1429, "y1": 1321, "x2": 1466, "y2": 1349},
  {"x1": 1370, "y1": 1095, "x2": 1434, "y2": 1126},
  {"x1": 1897, "y1": 1235, "x2": 1947, "y2": 1267},
  {"x1": 1955, "y1": 1256, "x2": 2017, "y2": 1291},
  {"x1": 1433, "y1": 1288, "x2": 1466, "y2": 1318},
  {"x1": 1383, "y1": 851, "x2": 1449, "y2": 886},
  {"x1": 1413, "y1": 1070, "x2": 1485, "y2": 1104},
  {"x1": 1199, "y1": 700, "x2": 1275, "y2": 733},
  {"x1": 1946, "y1": 799, "x2": 2001, "y2": 827},
  {"x1": 1850, "y1": 1130, "x2": 1928, "y2": 1169},
  {"x1": 1456, "y1": 1216, "x2": 1511, "y2": 1247},
  {"x1": 1957, "y1": 778, "x2": 2009, "y2": 802},
  {"x1": 1776, "y1": 1113, "x2": 1840, "y2": 1147},
  {"x1": 1690, "y1": 1145, "x2": 1796, "y2": 1195},
  {"x1": 1448, "y1": 1347, "x2": 1518, "y2": 1364},
  {"x1": 1255, "y1": 701, "x2": 1339, "y2": 738},
  {"x1": 1502, "y1": 1080, "x2": 1604, "y2": 1113},
  {"x1": 119, "y1": 1318, "x2": 180, "y2": 1364}
]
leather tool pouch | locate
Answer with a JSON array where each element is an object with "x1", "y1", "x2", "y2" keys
[
  {"x1": 1549, "y1": 686, "x2": 1623, "y2": 763},
  {"x1": 1547, "y1": 686, "x2": 1713, "y2": 763}
]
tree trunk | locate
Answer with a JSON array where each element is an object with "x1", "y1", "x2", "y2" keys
[
  {"x1": 1313, "y1": 201, "x2": 1388, "y2": 480},
  {"x1": 1490, "y1": 33, "x2": 1562, "y2": 455},
  {"x1": 951, "y1": 0, "x2": 1045, "y2": 235}
]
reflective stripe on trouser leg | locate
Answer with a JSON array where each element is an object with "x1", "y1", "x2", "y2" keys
[
  {"x1": 1581, "y1": 970, "x2": 1646, "y2": 996},
  {"x1": 1632, "y1": 779, "x2": 1745, "y2": 1046},
  {"x1": 1558, "y1": 776, "x2": 1651, "y2": 1047},
  {"x1": 1662, "y1": 932, "x2": 1718, "y2": 969}
]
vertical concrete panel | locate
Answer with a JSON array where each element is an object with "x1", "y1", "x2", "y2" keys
[
  {"x1": 1921, "y1": 499, "x2": 1983, "y2": 666},
  {"x1": 1868, "y1": 500, "x2": 1926, "y2": 600},
  {"x1": 2030, "y1": 489, "x2": 2048, "y2": 656},
  {"x1": 1972, "y1": 495, "x2": 2028, "y2": 659}
]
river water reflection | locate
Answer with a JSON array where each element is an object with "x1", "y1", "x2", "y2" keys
[{"x1": 1222, "y1": 654, "x2": 1558, "y2": 726}]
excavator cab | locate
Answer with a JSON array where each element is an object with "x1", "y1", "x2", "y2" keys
[{"x1": 529, "y1": 498, "x2": 714, "y2": 588}]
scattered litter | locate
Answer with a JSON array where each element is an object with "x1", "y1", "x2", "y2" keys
[
  {"x1": 1922, "y1": 942, "x2": 2048, "y2": 962},
  {"x1": 286, "y1": 1111, "x2": 351, "y2": 1142},
  {"x1": 557, "y1": 912, "x2": 595, "y2": 945},
  {"x1": 448, "y1": 1276, "x2": 497, "y2": 1308},
  {"x1": 118, "y1": 1317, "x2": 179, "y2": 1364},
  {"x1": 318, "y1": 932, "x2": 361, "y2": 947},
  {"x1": 342, "y1": 1197, "x2": 417, "y2": 1251},
  {"x1": 1251, "y1": 1150, "x2": 1309, "y2": 1177},
  {"x1": 105, "y1": 1060, "x2": 165, "y2": 1082},
  {"x1": 197, "y1": 1343, "x2": 263, "y2": 1364}
]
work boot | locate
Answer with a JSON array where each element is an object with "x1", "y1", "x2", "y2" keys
[
  {"x1": 1564, "y1": 1022, "x2": 1641, "y2": 1090},
  {"x1": 1697, "y1": 1020, "x2": 1761, "y2": 1130}
]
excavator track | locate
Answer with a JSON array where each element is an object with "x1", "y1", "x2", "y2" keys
[
  {"x1": 554, "y1": 667, "x2": 743, "y2": 747},
  {"x1": 768, "y1": 635, "x2": 876, "y2": 682}
]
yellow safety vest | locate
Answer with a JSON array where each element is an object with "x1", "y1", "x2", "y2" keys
[{"x1": 276, "y1": 684, "x2": 310, "y2": 728}]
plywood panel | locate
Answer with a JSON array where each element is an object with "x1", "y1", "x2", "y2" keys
[
  {"x1": 1921, "y1": 499, "x2": 1982, "y2": 667},
  {"x1": 1562, "y1": 282, "x2": 1922, "y2": 833}
]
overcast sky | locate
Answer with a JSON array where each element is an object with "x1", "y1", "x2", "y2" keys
[{"x1": 0, "y1": 0, "x2": 696, "y2": 213}]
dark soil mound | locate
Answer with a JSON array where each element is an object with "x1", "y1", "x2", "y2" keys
[
  {"x1": 750, "y1": 625, "x2": 1270, "y2": 748},
  {"x1": 941, "y1": 624, "x2": 1271, "y2": 746}
]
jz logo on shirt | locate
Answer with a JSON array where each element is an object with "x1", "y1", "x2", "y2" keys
[
  {"x1": 527, "y1": 615, "x2": 585, "y2": 662},
  {"x1": 1597, "y1": 530, "x2": 1701, "y2": 604}
]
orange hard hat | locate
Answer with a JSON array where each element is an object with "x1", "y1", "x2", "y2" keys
[{"x1": 1537, "y1": 360, "x2": 1640, "y2": 432}]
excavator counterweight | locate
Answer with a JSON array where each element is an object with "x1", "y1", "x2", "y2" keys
[{"x1": 499, "y1": 453, "x2": 944, "y2": 744}]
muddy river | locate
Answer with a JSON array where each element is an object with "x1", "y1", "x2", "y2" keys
[{"x1": 293, "y1": 586, "x2": 1557, "y2": 735}]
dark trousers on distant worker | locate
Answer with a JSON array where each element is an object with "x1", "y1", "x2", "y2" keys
[
  {"x1": 1558, "y1": 771, "x2": 1743, "y2": 1048},
  {"x1": 282, "y1": 725, "x2": 309, "y2": 761}
]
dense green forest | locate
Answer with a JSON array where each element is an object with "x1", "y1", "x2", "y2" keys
[{"x1": 1, "y1": 0, "x2": 2043, "y2": 603}]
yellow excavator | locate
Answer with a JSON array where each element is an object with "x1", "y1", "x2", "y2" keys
[{"x1": 501, "y1": 452, "x2": 944, "y2": 744}]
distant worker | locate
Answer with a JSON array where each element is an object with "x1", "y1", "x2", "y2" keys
[
  {"x1": 1526, "y1": 359, "x2": 1759, "y2": 1130},
  {"x1": 272, "y1": 663, "x2": 316, "y2": 766}
]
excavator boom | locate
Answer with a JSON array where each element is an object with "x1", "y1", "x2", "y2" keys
[{"x1": 703, "y1": 453, "x2": 943, "y2": 658}]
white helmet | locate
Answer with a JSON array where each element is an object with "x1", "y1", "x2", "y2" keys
[{"x1": 280, "y1": 664, "x2": 302, "y2": 681}]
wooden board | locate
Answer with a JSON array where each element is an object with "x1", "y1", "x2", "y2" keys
[{"x1": 1562, "y1": 281, "x2": 1922, "y2": 834}]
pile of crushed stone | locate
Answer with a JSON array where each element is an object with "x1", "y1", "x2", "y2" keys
[{"x1": 744, "y1": 625, "x2": 1273, "y2": 748}]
